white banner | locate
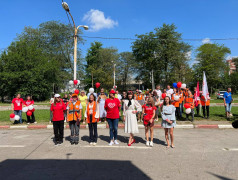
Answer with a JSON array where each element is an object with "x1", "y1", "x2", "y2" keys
[{"x1": 202, "y1": 71, "x2": 209, "y2": 100}]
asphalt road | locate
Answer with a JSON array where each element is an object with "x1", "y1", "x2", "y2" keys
[{"x1": 0, "y1": 128, "x2": 238, "y2": 180}]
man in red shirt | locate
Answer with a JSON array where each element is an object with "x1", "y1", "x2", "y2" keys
[
  {"x1": 105, "y1": 89, "x2": 121, "y2": 146},
  {"x1": 11, "y1": 94, "x2": 24, "y2": 124}
]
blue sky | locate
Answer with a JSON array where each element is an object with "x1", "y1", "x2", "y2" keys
[{"x1": 1, "y1": 0, "x2": 238, "y2": 64}]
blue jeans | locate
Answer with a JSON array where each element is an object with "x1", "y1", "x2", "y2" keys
[
  {"x1": 226, "y1": 103, "x2": 232, "y2": 112},
  {"x1": 179, "y1": 103, "x2": 183, "y2": 117},
  {"x1": 14, "y1": 110, "x2": 22, "y2": 123},
  {"x1": 107, "y1": 118, "x2": 119, "y2": 140}
]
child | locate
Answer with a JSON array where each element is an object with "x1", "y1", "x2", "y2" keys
[
  {"x1": 142, "y1": 97, "x2": 157, "y2": 147},
  {"x1": 24, "y1": 95, "x2": 36, "y2": 124}
]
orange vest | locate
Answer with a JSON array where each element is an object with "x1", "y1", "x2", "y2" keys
[
  {"x1": 183, "y1": 89, "x2": 189, "y2": 98},
  {"x1": 172, "y1": 93, "x2": 180, "y2": 107},
  {"x1": 185, "y1": 95, "x2": 194, "y2": 109},
  {"x1": 201, "y1": 96, "x2": 210, "y2": 106},
  {"x1": 86, "y1": 101, "x2": 98, "y2": 123},
  {"x1": 179, "y1": 93, "x2": 184, "y2": 103},
  {"x1": 67, "y1": 101, "x2": 81, "y2": 121},
  {"x1": 135, "y1": 94, "x2": 144, "y2": 101}
]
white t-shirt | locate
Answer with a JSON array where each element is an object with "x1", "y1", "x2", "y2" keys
[
  {"x1": 166, "y1": 89, "x2": 174, "y2": 99},
  {"x1": 117, "y1": 94, "x2": 122, "y2": 101}
]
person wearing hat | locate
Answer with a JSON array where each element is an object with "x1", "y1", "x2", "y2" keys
[
  {"x1": 104, "y1": 89, "x2": 121, "y2": 146},
  {"x1": 78, "y1": 90, "x2": 88, "y2": 124},
  {"x1": 50, "y1": 94, "x2": 66, "y2": 145},
  {"x1": 67, "y1": 94, "x2": 82, "y2": 145}
]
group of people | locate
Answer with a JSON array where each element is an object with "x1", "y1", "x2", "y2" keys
[{"x1": 11, "y1": 94, "x2": 36, "y2": 124}]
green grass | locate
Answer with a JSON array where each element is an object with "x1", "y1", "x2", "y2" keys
[
  {"x1": 0, "y1": 109, "x2": 50, "y2": 125},
  {"x1": 0, "y1": 106, "x2": 237, "y2": 125}
]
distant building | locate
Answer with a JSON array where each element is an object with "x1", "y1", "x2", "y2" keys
[{"x1": 227, "y1": 58, "x2": 237, "y2": 75}]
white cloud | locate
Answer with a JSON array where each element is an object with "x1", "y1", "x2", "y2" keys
[
  {"x1": 82, "y1": 9, "x2": 118, "y2": 32},
  {"x1": 202, "y1": 38, "x2": 211, "y2": 44}
]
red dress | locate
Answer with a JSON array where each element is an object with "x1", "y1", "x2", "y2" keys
[{"x1": 142, "y1": 104, "x2": 157, "y2": 126}]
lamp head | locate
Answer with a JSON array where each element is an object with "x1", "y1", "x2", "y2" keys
[{"x1": 62, "y1": 2, "x2": 70, "y2": 12}]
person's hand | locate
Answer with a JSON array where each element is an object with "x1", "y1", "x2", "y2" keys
[
  {"x1": 123, "y1": 116, "x2": 125, "y2": 122},
  {"x1": 224, "y1": 103, "x2": 227, "y2": 107},
  {"x1": 149, "y1": 119, "x2": 153, "y2": 123},
  {"x1": 132, "y1": 110, "x2": 137, "y2": 114}
]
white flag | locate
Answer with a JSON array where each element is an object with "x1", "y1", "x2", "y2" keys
[{"x1": 202, "y1": 71, "x2": 208, "y2": 100}]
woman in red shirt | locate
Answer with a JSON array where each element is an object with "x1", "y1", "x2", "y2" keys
[
  {"x1": 104, "y1": 89, "x2": 121, "y2": 146},
  {"x1": 50, "y1": 94, "x2": 66, "y2": 145},
  {"x1": 142, "y1": 97, "x2": 156, "y2": 147},
  {"x1": 24, "y1": 95, "x2": 36, "y2": 124}
]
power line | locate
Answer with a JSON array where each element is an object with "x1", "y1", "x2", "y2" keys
[{"x1": 81, "y1": 35, "x2": 238, "y2": 42}]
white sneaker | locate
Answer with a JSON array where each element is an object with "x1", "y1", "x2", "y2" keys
[
  {"x1": 34, "y1": 122, "x2": 37, "y2": 124},
  {"x1": 93, "y1": 142, "x2": 97, "y2": 146},
  {"x1": 90, "y1": 142, "x2": 93, "y2": 145},
  {"x1": 109, "y1": 141, "x2": 114, "y2": 146},
  {"x1": 146, "y1": 141, "x2": 150, "y2": 146},
  {"x1": 27, "y1": 123, "x2": 30, "y2": 125},
  {"x1": 114, "y1": 140, "x2": 119, "y2": 145},
  {"x1": 64, "y1": 120, "x2": 66, "y2": 122},
  {"x1": 150, "y1": 141, "x2": 153, "y2": 147}
]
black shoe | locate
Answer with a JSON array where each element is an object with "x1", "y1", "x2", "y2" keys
[
  {"x1": 58, "y1": 141, "x2": 63, "y2": 145},
  {"x1": 70, "y1": 141, "x2": 74, "y2": 145},
  {"x1": 207, "y1": 117, "x2": 209, "y2": 119},
  {"x1": 75, "y1": 142, "x2": 79, "y2": 145},
  {"x1": 54, "y1": 142, "x2": 58, "y2": 146}
]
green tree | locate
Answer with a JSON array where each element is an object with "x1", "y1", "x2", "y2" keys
[
  {"x1": 132, "y1": 24, "x2": 192, "y2": 89},
  {"x1": 193, "y1": 43, "x2": 231, "y2": 93}
]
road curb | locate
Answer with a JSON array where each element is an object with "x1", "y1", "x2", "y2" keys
[
  {"x1": 195, "y1": 125, "x2": 219, "y2": 129},
  {"x1": 1, "y1": 124, "x2": 234, "y2": 130}
]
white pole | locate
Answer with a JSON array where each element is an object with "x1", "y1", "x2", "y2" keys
[{"x1": 114, "y1": 64, "x2": 116, "y2": 87}]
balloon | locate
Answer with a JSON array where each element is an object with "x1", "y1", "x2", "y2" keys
[
  {"x1": 162, "y1": 93, "x2": 166, "y2": 99},
  {"x1": 89, "y1": 88, "x2": 94, "y2": 93},
  {"x1": 77, "y1": 80, "x2": 80, "y2": 85},
  {"x1": 10, "y1": 113, "x2": 15, "y2": 118},
  {"x1": 181, "y1": 84, "x2": 186, "y2": 89},
  {"x1": 184, "y1": 103, "x2": 191, "y2": 109},
  {"x1": 74, "y1": 80, "x2": 78, "y2": 85},
  {"x1": 177, "y1": 82, "x2": 182, "y2": 88},
  {"x1": 95, "y1": 82, "x2": 100, "y2": 89},
  {"x1": 75, "y1": 89, "x2": 79, "y2": 94},
  {"x1": 174, "y1": 95, "x2": 179, "y2": 101},
  {"x1": 69, "y1": 80, "x2": 73, "y2": 85},
  {"x1": 10, "y1": 118, "x2": 15, "y2": 122},
  {"x1": 31, "y1": 108, "x2": 35, "y2": 112},
  {"x1": 28, "y1": 105, "x2": 33, "y2": 110},
  {"x1": 27, "y1": 111, "x2": 32, "y2": 116},
  {"x1": 15, "y1": 115, "x2": 20, "y2": 121},
  {"x1": 22, "y1": 107, "x2": 28, "y2": 113},
  {"x1": 185, "y1": 108, "x2": 191, "y2": 114},
  {"x1": 172, "y1": 83, "x2": 177, "y2": 88}
]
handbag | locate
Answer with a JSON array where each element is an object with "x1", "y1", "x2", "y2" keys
[{"x1": 232, "y1": 120, "x2": 238, "y2": 129}]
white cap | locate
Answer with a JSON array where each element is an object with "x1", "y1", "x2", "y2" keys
[
  {"x1": 54, "y1": 94, "x2": 61, "y2": 98},
  {"x1": 139, "y1": 90, "x2": 142, "y2": 93}
]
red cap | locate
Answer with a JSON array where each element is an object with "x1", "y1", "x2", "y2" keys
[{"x1": 110, "y1": 90, "x2": 116, "y2": 94}]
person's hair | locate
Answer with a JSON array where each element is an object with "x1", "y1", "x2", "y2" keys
[
  {"x1": 89, "y1": 93, "x2": 96, "y2": 102},
  {"x1": 26, "y1": 95, "x2": 32, "y2": 101},
  {"x1": 16, "y1": 94, "x2": 21, "y2": 97},
  {"x1": 126, "y1": 91, "x2": 134, "y2": 100},
  {"x1": 152, "y1": 91, "x2": 157, "y2": 97},
  {"x1": 227, "y1": 87, "x2": 231, "y2": 91},
  {"x1": 163, "y1": 96, "x2": 171, "y2": 106},
  {"x1": 54, "y1": 97, "x2": 62, "y2": 106},
  {"x1": 147, "y1": 97, "x2": 155, "y2": 107}
]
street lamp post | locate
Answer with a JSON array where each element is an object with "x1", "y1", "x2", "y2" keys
[{"x1": 62, "y1": 2, "x2": 89, "y2": 81}]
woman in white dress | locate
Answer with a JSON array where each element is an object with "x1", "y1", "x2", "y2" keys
[{"x1": 123, "y1": 91, "x2": 142, "y2": 146}]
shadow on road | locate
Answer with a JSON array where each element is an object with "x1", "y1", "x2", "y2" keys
[
  {"x1": 0, "y1": 159, "x2": 151, "y2": 180},
  {"x1": 207, "y1": 172, "x2": 234, "y2": 180}
]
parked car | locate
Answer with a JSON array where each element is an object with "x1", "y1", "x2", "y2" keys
[{"x1": 217, "y1": 91, "x2": 226, "y2": 99}]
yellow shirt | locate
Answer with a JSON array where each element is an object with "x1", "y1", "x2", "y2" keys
[{"x1": 78, "y1": 95, "x2": 87, "y2": 106}]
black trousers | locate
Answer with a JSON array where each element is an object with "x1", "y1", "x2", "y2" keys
[
  {"x1": 26, "y1": 112, "x2": 35, "y2": 123},
  {"x1": 202, "y1": 106, "x2": 210, "y2": 118},
  {"x1": 88, "y1": 123, "x2": 98, "y2": 143},
  {"x1": 195, "y1": 104, "x2": 200, "y2": 115},
  {"x1": 53, "y1": 120, "x2": 64, "y2": 142},
  {"x1": 175, "y1": 107, "x2": 181, "y2": 119}
]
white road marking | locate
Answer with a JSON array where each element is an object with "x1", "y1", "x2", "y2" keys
[
  {"x1": 81, "y1": 145, "x2": 151, "y2": 149},
  {"x1": 0, "y1": 145, "x2": 25, "y2": 148}
]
